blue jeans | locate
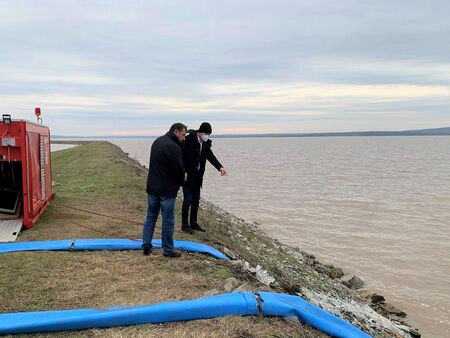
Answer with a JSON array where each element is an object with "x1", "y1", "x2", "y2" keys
[{"x1": 142, "y1": 194, "x2": 176, "y2": 255}]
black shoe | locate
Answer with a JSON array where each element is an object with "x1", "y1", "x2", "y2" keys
[
  {"x1": 142, "y1": 245, "x2": 152, "y2": 256},
  {"x1": 163, "y1": 250, "x2": 182, "y2": 258},
  {"x1": 182, "y1": 225, "x2": 193, "y2": 234},
  {"x1": 191, "y1": 223, "x2": 206, "y2": 232}
]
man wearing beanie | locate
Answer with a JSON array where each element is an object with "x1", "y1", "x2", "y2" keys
[{"x1": 181, "y1": 122, "x2": 228, "y2": 233}]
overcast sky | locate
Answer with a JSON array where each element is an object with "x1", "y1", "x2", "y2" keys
[{"x1": 1, "y1": 1, "x2": 449, "y2": 136}]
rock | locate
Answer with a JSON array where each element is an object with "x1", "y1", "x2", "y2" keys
[
  {"x1": 233, "y1": 282, "x2": 253, "y2": 292},
  {"x1": 203, "y1": 289, "x2": 220, "y2": 297},
  {"x1": 243, "y1": 261, "x2": 256, "y2": 273},
  {"x1": 230, "y1": 259, "x2": 244, "y2": 267},
  {"x1": 343, "y1": 275, "x2": 365, "y2": 290},
  {"x1": 271, "y1": 281, "x2": 281, "y2": 289},
  {"x1": 313, "y1": 263, "x2": 344, "y2": 279},
  {"x1": 382, "y1": 303, "x2": 407, "y2": 318},
  {"x1": 372, "y1": 302, "x2": 407, "y2": 319},
  {"x1": 313, "y1": 262, "x2": 328, "y2": 273},
  {"x1": 223, "y1": 247, "x2": 239, "y2": 260},
  {"x1": 295, "y1": 291, "x2": 308, "y2": 300},
  {"x1": 329, "y1": 267, "x2": 344, "y2": 279},
  {"x1": 255, "y1": 265, "x2": 276, "y2": 286},
  {"x1": 241, "y1": 260, "x2": 275, "y2": 286},
  {"x1": 409, "y1": 327, "x2": 421, "y2": 338},
  {"x1": 223, "y1": 277, "x2": 240, "y2": 292},
  {"x1": 300, "y1": 251, "x2": 315, "y2": 260},
  {"x1": 393, "y1": 322, "x2": 420, "y2": 337},
  {"x1": 369, "y1": 293, "x2": 385, "y2": 304}
]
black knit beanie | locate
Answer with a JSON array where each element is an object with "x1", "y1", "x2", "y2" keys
[{"x1": 197, "y1": 122, "x2": 212, "y2": 134}]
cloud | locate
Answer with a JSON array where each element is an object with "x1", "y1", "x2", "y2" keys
[
  {"x1": 0, "y1": 1, "x2": 449, "y2": 135},
  {"x1": 2, "y1": 80, "x2": 449, "y2": 136}
]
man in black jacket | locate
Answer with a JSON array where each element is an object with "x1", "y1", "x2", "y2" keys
[
  {"x1": 182, "y1": 122, "x2": 228, "y2": 233},
  {"x1": 142, "y1": 123, "x2": 186, "y2": 257}
]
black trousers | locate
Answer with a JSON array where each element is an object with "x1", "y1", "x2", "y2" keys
[{"x1": 182, "y1": 180, "x2": 201, "y2": 227}]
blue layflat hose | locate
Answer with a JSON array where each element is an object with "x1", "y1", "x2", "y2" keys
[
  {"x1": 0, "y1": 238, "x2": 228, "y2": 260},
  {"x1": 0, "y1": 292, "x2": 371, "y2": 337}
]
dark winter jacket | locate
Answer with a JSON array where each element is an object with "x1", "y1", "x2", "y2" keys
[
  {"x1": 182, "y1": 131, "x2": 222, "y2": 187},
  {"x1": 146, "y1": 132, "x2": 185, "y2": 197}
]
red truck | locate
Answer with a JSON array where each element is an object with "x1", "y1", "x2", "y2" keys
[{"x1": 0, "y1": 109, "x2": 52, "y2": 242}]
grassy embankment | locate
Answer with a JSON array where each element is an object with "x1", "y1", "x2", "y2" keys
[{"x1": 0, "y1": 141, "x2": 325, "y2": 338}]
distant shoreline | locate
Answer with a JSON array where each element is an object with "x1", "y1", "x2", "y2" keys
[{"x1": 53, "y1": 126, "x2": 450, "y2": 139}]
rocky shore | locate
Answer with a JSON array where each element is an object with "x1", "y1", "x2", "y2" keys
[{"x1": 195, "y1": 200, "x2": 421, "y2": 338}]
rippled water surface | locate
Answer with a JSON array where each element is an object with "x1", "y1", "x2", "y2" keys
[
  {"x1": 51, "y1": 144, "x2": 77, "y2": 152},
  {"x1": 109, "y1": 136, "x2": 450, "y2": 338}
]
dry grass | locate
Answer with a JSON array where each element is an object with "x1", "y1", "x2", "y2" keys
[
  {"x1": 0, "y1": 142, "x2": 326, "y2": 337},
  {"x1": 13, "y1": 317, "x2": 318, "y2": 338}
]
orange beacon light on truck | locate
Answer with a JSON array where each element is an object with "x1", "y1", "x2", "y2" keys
[{"x1": 35, "y1": 107, "x2": 43, "y2": 124}]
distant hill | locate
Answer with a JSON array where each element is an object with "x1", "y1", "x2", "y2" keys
[
  {"x1": 52, "y1": 127, "x2": 450, "y2": 139},
  {"x1": 214, "y1": 126, "x2": 450, "y2": 138}
]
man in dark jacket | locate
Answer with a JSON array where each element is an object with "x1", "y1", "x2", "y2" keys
[
  {"x1": 182, "y1": 122, "x2": 228, "y2": 233},
  {"x1": 142, "y1": 123, "x2": 186, "y2": 257}
]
